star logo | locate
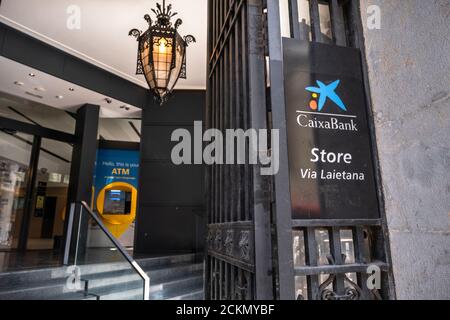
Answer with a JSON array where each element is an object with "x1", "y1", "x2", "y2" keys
[{"x1": 305, "y1": 80, "x2": 347, "y2": 112}]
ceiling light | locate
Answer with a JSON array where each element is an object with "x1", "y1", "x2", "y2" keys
[
  {"x1": 49, "y1": 173, "x2": 62, "y2": 183},
  {"x1": 28, "y1": 73, "x2": 36, "y2": 77},
  {"x1": 129, "y1": 0, "x2": 196, "y2": 105},
  {"x1": 69, "y1": 88, "x2": 75, "y2": 92},
  {"x1": 34, "y1": 87, "x2": 46, "y2": 92},
  {"x1": 14, "y1": 81, "x2": 24, "y2": 86},
  {"x1": 55, "y1": 95, "x2": 64, "y2": 99}
]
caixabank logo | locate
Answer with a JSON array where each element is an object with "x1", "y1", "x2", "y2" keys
[
  {"x1": 306, "y1": 80, "x2": 347, "y2": 112},
  {"x1": 296, "y1": 79, "x2": 358, "y2": 132}
]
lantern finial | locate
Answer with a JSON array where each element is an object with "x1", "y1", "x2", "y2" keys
[{"x1": 151, "y1": 1, "x2": 178, "y2": 28}]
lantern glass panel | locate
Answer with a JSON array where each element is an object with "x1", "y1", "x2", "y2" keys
[
  {"x1": 152, "y1": 36, "x2": 173, "y2": 91},
  {"x1": 167, "y1": 34, "x2": 185, "y2": 91},
  {"x1": 140, "y1": 41, "x2": 155, "y2": 89}
]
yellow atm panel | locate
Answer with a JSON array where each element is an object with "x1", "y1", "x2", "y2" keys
[{"x1": 96, "y1": 182, "x2": 138, "y2": 238}]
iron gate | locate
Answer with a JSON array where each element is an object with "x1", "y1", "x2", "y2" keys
[
  {"x1": 205, "y1": 0, "x2": 395, "y2": 300},
  {"x1": 205, "y1": 0, "x2": 273, "y2": 300},
  {"x1": 266, "y1": 0, "x2": 395, "y2": 300}
]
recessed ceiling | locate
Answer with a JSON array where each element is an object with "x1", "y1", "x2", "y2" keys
[
  {"x1": 0, "y1": 0, "x2": 207, "y2": 90},
  {"x1": 0, "y1": 56, "x2": 142, "y2": 118}
]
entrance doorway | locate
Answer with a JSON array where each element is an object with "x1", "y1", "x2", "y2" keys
[
  {"x1": 41, "y1": 197, "x2": 57, "y2": 239},
  {"x1": 0, "y1": 94, "x2": 75, "y2": 271},
  {"x1": 25, "y1": 138, "x2": 72, "y2": 251},
  {"x1": 0, "y1": 131, "x2": 33, "y2": 251}
]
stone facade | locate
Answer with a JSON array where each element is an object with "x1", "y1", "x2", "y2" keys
[{"x1": 360, "y1": 0, "x2": 450, "y2": 299}]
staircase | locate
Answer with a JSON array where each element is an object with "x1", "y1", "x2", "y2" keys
[
  {"x1": 0, "y1": 253, "x2": 204, "y2": 300},
  {"x1": 140, "y1": 254, "x2": 204, "y2": 300}
]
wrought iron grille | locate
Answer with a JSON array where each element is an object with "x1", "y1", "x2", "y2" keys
[
  {"x1": 266, "y1": 0, "x2": 395, "y2": 300},
  {"x1": 206, "y1": 0, "x2": 395, "y2": 300},
  {"x1": 205, "y1": 0, "x2": 273, "y2": 300}
]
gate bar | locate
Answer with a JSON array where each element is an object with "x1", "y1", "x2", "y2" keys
[
  {"x1": 266, "y1": 0, "x2": 296, "y2": 300},
  {"x1": 309, "y1": 0, "x2": 322, "y2": 43},
  {"x1": 288, "y1": 0, "x2": 301, "y2": 39}
]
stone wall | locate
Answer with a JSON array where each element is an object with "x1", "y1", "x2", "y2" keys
[{"x1": 360, "y1": 0, "x2": 450, "y2": 299}]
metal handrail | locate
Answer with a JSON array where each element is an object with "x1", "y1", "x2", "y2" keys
[{"x1": 64, "y1": 201, "x2": 150, "y2": 300}]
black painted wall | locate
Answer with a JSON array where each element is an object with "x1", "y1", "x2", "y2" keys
[{"x1": 135, "y1": 91, "x2": 206, "y2": 255}]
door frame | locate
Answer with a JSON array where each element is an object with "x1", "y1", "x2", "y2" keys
[{"x1": 0, "y1": 116, "x2": 76, "y2": 251}]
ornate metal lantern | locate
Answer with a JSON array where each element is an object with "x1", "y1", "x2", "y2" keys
[{"x1": 129, "y1": 1, "x2": 196, "y2": 105}]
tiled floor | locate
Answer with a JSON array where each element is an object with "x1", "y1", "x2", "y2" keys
[
  {"x1": 0, "y1": 248, "x2": 139, "y2": 272},
  {"x1": 0, "y1": 250, "x2": 61, "y2": 272}
]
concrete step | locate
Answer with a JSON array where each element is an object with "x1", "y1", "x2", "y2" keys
[
  {"x1": 168, "y1": 290, "x2": 204, "y2": 301},
  {"x1": 136, "y1": 253, "x2": 203, "y2": 269},
  {"x1": 144, "y1": 262, "x2": 204, "y2": 284},
  {"x1": 85, "y1": 272, "x2": 204, "y2": 301},
  {"x1": 0, "y1": 267, "x2": 67, "y2": 290},
  {"x1": 0, "y1": 262, "x2": 134, "y2": 290},
  {"x1": 82, "y1": 262, "x2": 204, "y2": 300},
  {"x1": 0, "y1": 254, "x2": 205, "y2": 300},
  {"x1": 0, "y1": 254, "x2": 202, "y2": 285},
  {"x1": 0, "y1": 281, "x2": 66, "y2": 300},
  {"x1": 150, "y1": 272, "x2": 203, "y2": 300},
  {"x1": 78, "y1": 261, "x2": 203, "y2": 289}
]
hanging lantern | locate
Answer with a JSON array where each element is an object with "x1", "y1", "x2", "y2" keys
[{"x1": 129, "y1": 1, "x2": 196, "y2": 105}]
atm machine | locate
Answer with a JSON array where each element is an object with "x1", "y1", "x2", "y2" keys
[{"x1": 95, "y1": 182, "x2": 138, "y2": 239}]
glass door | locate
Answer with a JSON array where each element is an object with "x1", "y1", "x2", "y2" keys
[
  {"x1": 26, "y1": 138, "x2": 72, "y2": 253},
  {"x1": 0, "y1": 133, "x2": 74, "y2": 270},
  {"x1": 0, "y1": 130, "x2": 34, "y2": 251}
]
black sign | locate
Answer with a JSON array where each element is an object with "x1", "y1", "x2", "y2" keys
[
  {"x1": 283, "y1": 39, "x2": 380, "y2": 220},
  {"x1": 34, "y1": 181, "x2": 47, "y2": 217}
]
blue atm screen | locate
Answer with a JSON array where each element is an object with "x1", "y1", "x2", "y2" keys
[{"x1": 104, "y1": 190, "x2": 132, "y2": 215}]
